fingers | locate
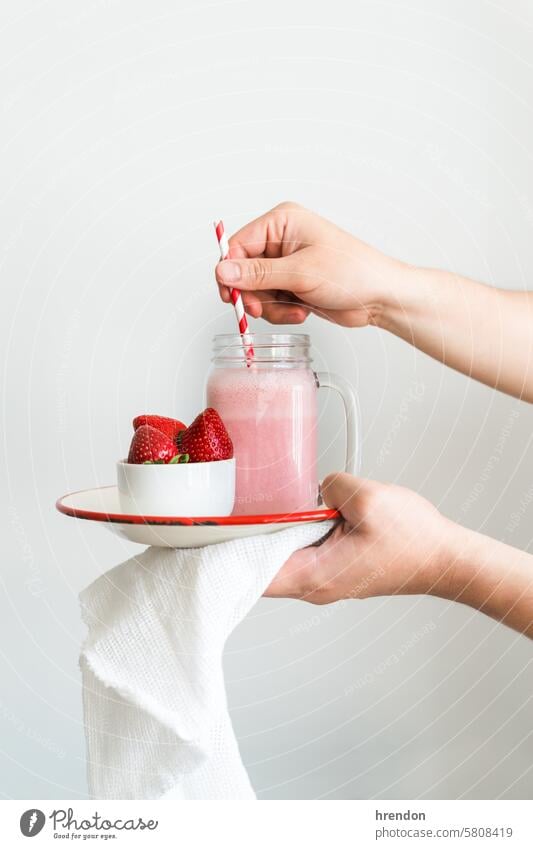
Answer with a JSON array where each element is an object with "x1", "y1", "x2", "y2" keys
[
  {"x1": 216, "y1": 238, "x2": 249, "y2": 305},
  {"x1": 227, "y1": 201, "x2": 305, "y2": 260},
  {"x1": 215, "y1": 253, "x2": 310, "y2": 294},
  {"x1": 264, "y1": 522, "x2": 355, "y2": 603},
  {"x1": 259, "y1": 301, "x2": 309, "y2": 324},
  {"x1": 245, "y1": 290, "x2": 310, "y2": 324},
  {"x1": 241, "y1": 291, "x2": 264, "y2": 318},
  {"x1": 214, "y1": 202, "x2": 319, "y2": 302},
  {"x1": 263, "y1": 548, "x2": 315, "y2": 599},
  {"x1": 227, "y1": 210, "x2": 280, "y2": 259},
  {"x1": 215, "y1": 285, "x2": 310, "y2": 323},
  {"x1": 218, "y1": 283, "x2": 231, "y2": 303}
]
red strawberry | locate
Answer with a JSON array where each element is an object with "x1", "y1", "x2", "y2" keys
[
  {"x1": 132, "y1": 414, "x2": 186, "y2": 442},
  {"x1": 178, "y1": 408, "x2": 233, "y2": 462},
  {"x1": 127, "y1": 424, "x2": 179, "y2": 464}
]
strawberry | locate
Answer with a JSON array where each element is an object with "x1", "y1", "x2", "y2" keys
[
  {"x1": 127, "y1": 424, "x2": 179, "y2": 464},
  {"x1": 132, "y1": 414, "x2": 186, "y2": 442},
  {"x1": 178, "y1": 408, "x2": 233, "y2": 462}
]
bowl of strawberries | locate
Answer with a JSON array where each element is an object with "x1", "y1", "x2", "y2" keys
[{"x1": 117, "y1": 409, "x2": 235, "y2": 517}]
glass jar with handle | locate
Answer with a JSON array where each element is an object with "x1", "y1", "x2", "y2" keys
[{"x1": 205, "y1": 333, "x2": 361, "y2": 516}]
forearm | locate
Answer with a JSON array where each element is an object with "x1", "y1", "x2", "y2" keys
[
  {"x1": 436, "y1": 522, "x2": 533, "y2": 637},
  {"x1": 376, "y1": 264, "x2": 533, "y2": 403}
]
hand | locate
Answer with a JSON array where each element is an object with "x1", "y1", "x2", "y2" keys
[
  {"x1": 214, "y1": 202, "x2": 408, "y2": 328},
  {"x1": 266, "y1": 472, "x2": 533, "y2": 637},
  {"x1": 265, "y1": 473, "x2": 459, "y2": 604}
]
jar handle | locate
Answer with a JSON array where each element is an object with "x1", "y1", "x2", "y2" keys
[{"x1": 315, "y1": 371, "x2": 361, "y2": 475}]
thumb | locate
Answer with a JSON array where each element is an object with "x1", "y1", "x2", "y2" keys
[
  {"x1": 322, "y1": 472, "x2": 367, "y2": 516},
  {"x1": 215, "y1": 255, "x2": 306, "y2": 292}
]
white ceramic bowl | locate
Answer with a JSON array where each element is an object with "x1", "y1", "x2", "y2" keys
[{"x1": 116, "y1": 458, "x2": 235, "y2": 517}]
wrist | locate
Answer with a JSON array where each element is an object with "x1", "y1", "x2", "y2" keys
[
  {"x1": 372, "y1": 261, "x2": 434, "y2": 334},
  {"x1": 424, "y1": 518, "x2": 477, "y2": 601}
]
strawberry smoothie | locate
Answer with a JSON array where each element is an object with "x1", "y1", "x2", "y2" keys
[{"x1": 206, "y1": 366, "x2": 318, "y2": 515}]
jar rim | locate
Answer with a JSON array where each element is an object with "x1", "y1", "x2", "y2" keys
[{"x1": 212, "y1": 332, "x2": 310, "y2": 347}]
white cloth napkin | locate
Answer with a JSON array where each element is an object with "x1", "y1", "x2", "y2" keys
[{"x1": 79, "y1": 521, "x2": 333, "y2": 800}]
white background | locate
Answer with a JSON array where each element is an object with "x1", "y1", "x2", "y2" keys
[{"x1": 1, "y1": 0, "x2": 532, "y2": 799}]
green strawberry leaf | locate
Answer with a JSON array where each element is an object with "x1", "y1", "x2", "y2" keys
[{"x1": 169, "y1": 453, "x2": 189, "y2": 464}]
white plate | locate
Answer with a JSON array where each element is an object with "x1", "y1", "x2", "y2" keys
[{"x1": 56, "y1": 486, "x2": 338, "y2": 548}]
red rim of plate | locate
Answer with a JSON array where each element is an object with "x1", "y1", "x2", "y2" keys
[{"x1": 56, "y1": 486, "x2": 340, "y2": 527}]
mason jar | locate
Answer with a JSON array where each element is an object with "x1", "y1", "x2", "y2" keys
[{"x1": 205, "y1": 333, "x2": 360, "y2": 516}]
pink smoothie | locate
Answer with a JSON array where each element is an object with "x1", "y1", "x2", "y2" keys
[{"x1": 206, "y1": 367, "x2": 318, "y2": 515}]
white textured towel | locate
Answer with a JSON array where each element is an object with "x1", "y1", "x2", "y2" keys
[{"x1": 79, "y1": 522, "x2": 333, "y2": 800}]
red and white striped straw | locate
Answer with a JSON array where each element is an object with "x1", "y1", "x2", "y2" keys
[{"x1": 214, "y1": 220, "x2": 254, "y2": 360}]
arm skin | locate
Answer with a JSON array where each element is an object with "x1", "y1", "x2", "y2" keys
[
  {"x1": 445, "y1": 526, "x2": 533, "y2": 637},
  {"x1": 215, "y1": 204, "x2": 533, "y2": 634},
  {"x1": 379, "y1": 266, "x2": 533, "y2": 404},
  {"x1": 215, "y1": 202, "x2": 533, "y2": 403},
  {"x1": 265, "y1": 474, "x2": 533, "y2": 639}
]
